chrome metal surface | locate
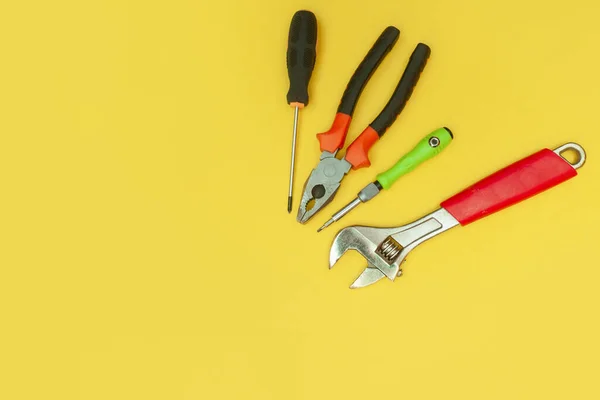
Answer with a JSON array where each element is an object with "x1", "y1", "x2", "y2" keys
[
  {"x1": 317, "y1": 197, "x2": 360, "y2": 232},
  {"x1": 350, "y1": 267, "x2": 386, "y2": 289},
  {"x1": 317, "y1": 219, "x2": 333, "y2": 233},
  {"x1": 318, "y1": 182, "x2": 381, "y2": 231},
  {"x1": 287, "y1": 106, "x2": 300, "y2": 212},
  {"x1": 329, "y1": 208, "x2": 459, "y2": 288},
  {"x1": 350, "y1": 266, "x2": 403, "y2": 288},
  {"x1": 332, "y1": 197, "x2": 360, "y2": 222},
  {"x1": 357, "y1": 182, "x2": 381, "y2": 203},
  {"x1": 553, "y1": 142, "x2": 586, "y2": 170},
  {"x1": 428, "y1": 136, "x2": 440, "y2": 147}
]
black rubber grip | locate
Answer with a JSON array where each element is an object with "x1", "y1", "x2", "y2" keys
[
  {"x1": 337, "y1": 26, "x2": 400, "y2": 116},
  {"x1": 286, "y1": 10, "x2": 317, "y2": 106},
  {"x1": 370, "y1": 43, "x2": 431, "y2": 136}
]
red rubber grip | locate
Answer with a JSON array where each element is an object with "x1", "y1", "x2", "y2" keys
[
  {"x1": 344, "y1": 126, "x2": 379, "y2": 169},
  {"x1": 441, "y1": 149, "x2": 577, "y2": 226},
  {"x1": 317, "y1": 113, "x2": 352, "y2": 153}
]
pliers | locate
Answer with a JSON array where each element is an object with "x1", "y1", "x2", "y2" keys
[{"x1": 296, "y1": 26, "x2": 431, "y2": 223}]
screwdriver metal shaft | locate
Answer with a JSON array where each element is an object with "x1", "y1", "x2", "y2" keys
[
  {"x1": 288, "y1": 106, "x2": 299, "y2": 212},
  {"x1": 285, "y1": 10, "x2": 317, "y2": 212},
  {"x1": 318, "y1": 197, "x2": 361, "y2": 232}
]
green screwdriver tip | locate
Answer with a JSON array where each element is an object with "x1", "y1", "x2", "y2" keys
[{"x1": 317, "y1": 219, "x2": 333, "y2": 232}]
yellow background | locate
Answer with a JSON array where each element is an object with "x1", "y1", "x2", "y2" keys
[{"x1": 1, "y1": 0, "x2": 599, "y2": 398}]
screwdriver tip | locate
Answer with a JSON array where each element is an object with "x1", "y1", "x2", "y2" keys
[
  {"x1": 287, "y1": 197, "x2": 292, "y2": 213},
  {"x1": 317, "y1": 219, "x2": 333, "y2": 233}
]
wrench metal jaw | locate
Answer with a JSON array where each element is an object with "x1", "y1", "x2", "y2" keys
[
  {"x1": 330, "y1": 143, "x2": 589, "y2": 289},
  {"x1": 297, "y1": 152, "x2": 352, "y2": 224},
  {"x1": 329, "y1": 208, "x2": 460, "y2": 288}
]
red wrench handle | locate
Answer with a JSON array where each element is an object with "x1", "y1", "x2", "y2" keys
[{"x1": 441, "y1": 147, "x2": 581, "y2": 226}]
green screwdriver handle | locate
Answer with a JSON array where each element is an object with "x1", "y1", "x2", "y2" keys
[{"x1": 376, "y1": 127, "x2": 454, "y2": 190}]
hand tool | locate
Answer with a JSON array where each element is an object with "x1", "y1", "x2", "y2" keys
[
  {"x1": 286, "y1": 10, "x2": 317, "y2": 213},
  {"x1": 297, "y1": 27, "x2": 430, "y2": 223},
  {"x1": 318, "y1": 127, "x2": 453, "y2": 232},
  {"x1": 329, "y1": 142, "x2": 586, "y2": 288}
]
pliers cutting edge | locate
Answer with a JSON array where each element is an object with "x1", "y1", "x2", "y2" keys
[{"x1": 296, "y1": 26, "x2": 431, "y2": 223}]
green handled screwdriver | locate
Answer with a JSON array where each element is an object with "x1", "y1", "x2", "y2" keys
[{"x1": 317, "y1": 127, "x2": 454, "y2": 232}]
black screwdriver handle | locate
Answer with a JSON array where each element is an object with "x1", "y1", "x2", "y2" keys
[
  {"x1": 337, "y1": 26, "x2": 400, "y2": 116},
  {"x1": 286, "y1": 10, "x2": 317, "y2": 107},
  {"x1": 370, "y1": 43, "x2": 431, "y2": 136}
]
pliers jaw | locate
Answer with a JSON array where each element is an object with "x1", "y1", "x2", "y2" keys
[
  {"x1": 329, "y1": 208, "x2": 459, "y2": 288},
  {"x1": 296, "y1": 152, "x2": 351, "y2": 224}
]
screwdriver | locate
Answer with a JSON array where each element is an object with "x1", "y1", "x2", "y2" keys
[
  {"x1": 286, "y1": 10, "x2": 317, "y2": 213},
  {"x1": 318, "y1": 127, "x2": 454, "y2": 232}
]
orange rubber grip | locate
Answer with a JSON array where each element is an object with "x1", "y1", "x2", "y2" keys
[
  {"x1": 344, "y1": 127, "x2": 379, "y2": 169},
  {"x1": 317, "y1": 113, "x2": 352, "y2": 153}
]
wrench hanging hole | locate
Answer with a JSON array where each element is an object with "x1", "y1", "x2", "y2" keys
[
  {"x1": 553, "y1": 143, "x2": 586, "y2": 170},
  {"x1": 559, "y1": 148, "x2": 580, "y2": 165}
]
